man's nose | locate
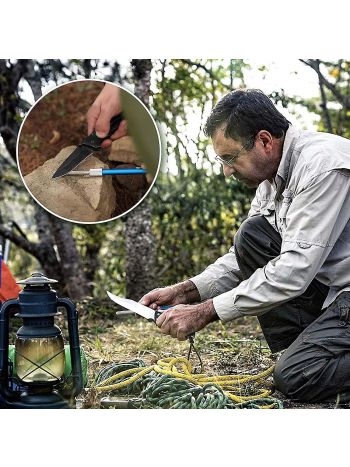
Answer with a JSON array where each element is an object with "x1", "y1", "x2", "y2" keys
[{"x1": 223, "y1": 164, "x2": 235, "y2": 178}]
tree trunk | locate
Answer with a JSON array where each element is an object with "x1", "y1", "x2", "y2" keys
[
  {"x1": 125, "y1": 59, "x2": 156, "y2": 300},
  {"x1": 81, "y1": 225, "x2": 103, "y2": 289},
  {"x1": 34, "y1": 206, "x2": 65, "y2": 293},
  {"x1": 49, "y1": 217, "x2": 90, "y2": 299},
  {"x1": 0, "y1": 60, "x2": 22, "y2": 160}
]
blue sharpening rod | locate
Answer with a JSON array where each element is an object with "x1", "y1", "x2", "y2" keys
[{"x1": 66, "y1": 168, "x2": 147, "y2": 177}]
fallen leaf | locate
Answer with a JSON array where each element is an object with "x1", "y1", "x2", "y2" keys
[{"x1": 49, "y1": 130, "x2": 61, "y2": 144}]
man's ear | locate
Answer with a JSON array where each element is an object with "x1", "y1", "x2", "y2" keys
[{"x1": 257, "y1": 130, "x2": 273, "y2": 151}]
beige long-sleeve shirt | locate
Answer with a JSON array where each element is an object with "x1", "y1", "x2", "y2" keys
[{"x1": 191, "y1": 126, "x2": 350, "y2": 322}]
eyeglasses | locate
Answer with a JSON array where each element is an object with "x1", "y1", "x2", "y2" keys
[{"x1": 215, "y1": 145, "x2": 246, "y2": 168}]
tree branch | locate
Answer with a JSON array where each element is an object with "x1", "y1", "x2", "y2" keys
[
  {"x1": 181, "y1": 59, "x2": 229, "y2": 88},
  {"x1": 300, "y1": 59, "x2": 350, "y2": 108},
  {"x1": 21, "y1": 59, "x2": 43, "y2": 100},
  {"x1": 0, "y1": 224, "x2": 42, "y2": 259},
  {"x1": 319, "y1": 79, "x2": 333, "y2": 133}
]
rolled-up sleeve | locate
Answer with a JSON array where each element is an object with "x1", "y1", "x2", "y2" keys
[
  {"x1": 190, "y1": 248, "x2": 243, "y2": 301},
  {"x1": 213, "y1": 170, "x2": 350, "y2": 322}
]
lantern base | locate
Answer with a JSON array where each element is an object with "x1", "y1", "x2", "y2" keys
[{"x1": 0, "y1": 390, "x2": 70, "y2": 409}]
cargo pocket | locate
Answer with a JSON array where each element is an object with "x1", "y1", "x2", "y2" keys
[
  {"x1": 338, "y1": 304, "x2": 350, "y2": 327},
  {"x1": 301, "y1": 293, "x2": 350, "y2": 349}
]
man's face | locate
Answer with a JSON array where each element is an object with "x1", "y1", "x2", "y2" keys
[{"x1": 212, "y1": 128, "x2": 279, "y2": 188}]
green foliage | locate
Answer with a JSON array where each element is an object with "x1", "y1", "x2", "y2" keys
[
  {"x1": 73, "y1": 221, "x2": 127, "y2": 297},
  {"x1": 150, "y1": 172, "x2": 253, "y2": 284},
  {"x1": 149, "y1": 59, "x2": 254, "y2": 284}
]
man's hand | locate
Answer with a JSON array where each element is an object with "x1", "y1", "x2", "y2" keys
[
  {"x1": 140, "y1": 281, "x2": 200, "y2": 311},
  {"x1": 87, "y1": 83, "x2": 127, "y2": 148},
  {"x1": 155, "y1": 300, "x2": 218, "y2": 341}
]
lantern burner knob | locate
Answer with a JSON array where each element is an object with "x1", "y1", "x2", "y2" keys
[{"x1": 16, "y1": 272, "x2": 58, "y2": 286}]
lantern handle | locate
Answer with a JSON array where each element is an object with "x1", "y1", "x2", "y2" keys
[{"x1": 57, "y1": 298, "x2": 84, "y2": 398}]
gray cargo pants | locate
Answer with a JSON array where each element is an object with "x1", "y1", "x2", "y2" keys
[{"x1": 235, "y1": 215, "x2": 350, "y2": 402}]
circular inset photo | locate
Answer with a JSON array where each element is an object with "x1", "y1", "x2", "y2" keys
[{"x1": 17, "y1": 79, "x2": 161, "y2": 223}]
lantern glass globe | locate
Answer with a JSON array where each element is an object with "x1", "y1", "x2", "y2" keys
[{"x1": 15, "y1": 335, "x2": 65, "y2": 383}]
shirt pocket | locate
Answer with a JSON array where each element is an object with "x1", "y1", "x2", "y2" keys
[{"x1": 258, "y1": 197, "x2": 275, "y2": 216}]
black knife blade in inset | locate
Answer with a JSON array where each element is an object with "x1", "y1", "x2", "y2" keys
[{"x1": 52, "y1": 113, "x2": 123, "y2": 179}]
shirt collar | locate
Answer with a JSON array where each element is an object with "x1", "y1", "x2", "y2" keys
[{"x1": 274, "y1": 125, "x2": 301, "y2": 197}]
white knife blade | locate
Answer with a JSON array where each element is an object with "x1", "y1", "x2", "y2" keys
[
  {"x1": 107, "y1": 291, "x2": 196, "y2": 347},
  {"x1": 106, "y1": 291, "x2": 159, "y2": 321}
]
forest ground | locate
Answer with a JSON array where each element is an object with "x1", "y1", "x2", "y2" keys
[{"x1": 72, "y1": 302, "x2": 339, "y2": 410}]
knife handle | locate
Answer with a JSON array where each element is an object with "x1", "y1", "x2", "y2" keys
[
  {"x1": 83, "y1": 113, "x2": 124, "y2": 149},
  {"x1": 154, "y1": 310, "x2": 163, "y2": 322},
  {"x1": 157, "y1": 306, "x2": 195, "y2": 341},
  {"x1": 108, "y1": 113, "x2": 124, "y2": 137}
]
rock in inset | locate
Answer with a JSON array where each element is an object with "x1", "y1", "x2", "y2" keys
[{"x1": 24, "y1": 146, "x2": 116, "y2": 222}]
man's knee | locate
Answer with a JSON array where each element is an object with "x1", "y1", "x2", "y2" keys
[
  {"x1": 273, "y1": 350, "x2": 328, "y2": 402},
  {"x1": 235, "y1": 215, "x2": 269, "y2": 252},
  {"x1": 234, "y1": 215, "x2": 281, "y2": 269},
  {"x1": 273, "y1": 354, "x2": 315, "y2": 401}
]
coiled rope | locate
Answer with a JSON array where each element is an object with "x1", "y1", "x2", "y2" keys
[{"x1": 94, "y1": 357, "x2": 282, "y2": 409}]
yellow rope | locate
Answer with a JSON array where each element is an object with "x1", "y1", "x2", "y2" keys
[
  {"x1": 95, "y1": 357, "x2": 275, "y2": 405},
  {"x1": 95, "y1": 366, "x2": 154, "y2": 392}
]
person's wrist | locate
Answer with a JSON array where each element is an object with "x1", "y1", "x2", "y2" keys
[
  {"x1": 200, "y1": 299, "x2": 219, "y2": 322},
  {"x1": 174, "y1": 280, "x2": 200, "y2": 304}
]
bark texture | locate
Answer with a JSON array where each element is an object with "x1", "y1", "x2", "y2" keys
[
  {"x1": 49, "y1": 217, "x2": 90, "y2": 298},
  {"x1": 125, "y1": 59, "x2": 156, "y2": 300}
]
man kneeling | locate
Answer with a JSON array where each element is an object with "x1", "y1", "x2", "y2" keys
[{"x1": 141, "y1": 89, "x2": 350, "y2": 404}]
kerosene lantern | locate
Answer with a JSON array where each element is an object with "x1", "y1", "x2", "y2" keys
[{"x1": 0, "y1": 272, "x2": 83, "y2": 408}]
